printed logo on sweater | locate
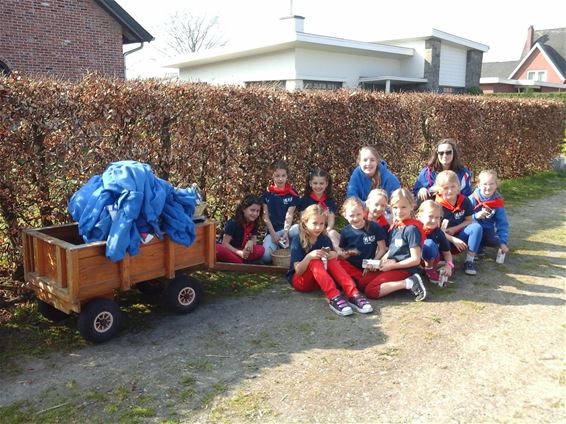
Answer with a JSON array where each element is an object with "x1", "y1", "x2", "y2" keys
[
  {"x1": 363, "y1": 235, "x2": 376, "y2": 245},
  {"x1": 454, "y1": 210, "x2": 465, "y2": 221}
]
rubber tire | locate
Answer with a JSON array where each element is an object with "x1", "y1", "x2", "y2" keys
[
  {"x1": 37, "y1": 299, "x2": 69, "y2": 322},
  {"x1": 77, "y1": 299, "x2": 122, "y2": 343},
  {"x1": 137, "y1": 279, "x2": 165, "y2": 295},
  {"x1": 164, "y1": 276, "x2": 203, "y2": 314}
]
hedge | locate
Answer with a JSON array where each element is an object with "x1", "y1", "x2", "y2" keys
[{"x1": 0, "y1": 73, "x2": 564, "y2": 277}]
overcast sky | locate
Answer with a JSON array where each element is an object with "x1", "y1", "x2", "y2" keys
[{"x1": 115, "y1": 0, "x2": 565, "y2": 78}]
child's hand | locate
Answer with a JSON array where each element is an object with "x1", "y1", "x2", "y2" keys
[
  {"x1": 379, "y1": 258, "x2": 396, "y2": 272},
  {"x1": 452, "y1": 237, "x2": 467, "y2": 251},
  {"x1": 440, "y1": 266, "x2": 452, "y2": 278},
  {"x1": 475, "y1": 209, "x2": 491, "y2": 220},
  {"x1": 417, "y1": 187, "x2": 430, "y2": 201},
  {"x1": 272, "y1": 233, "x2": 280, "y2": 244},
  {"x1": 327, "y1": 250, "x2": 338, "y2": 260},
  {"x1": 445, "y1": 227, "x2": 456, "y2": 236},
  {"x1": 236, "y1": 249, "x2": 246, "y2": 259},
  {"x1": 500, "y1": 243, "x2": 509, "y2": 254}
]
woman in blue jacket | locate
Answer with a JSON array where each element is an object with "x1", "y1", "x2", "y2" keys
[
  {"x1": 413, "y1": 138, "x2": 472, "y2": 201},
  {"x1": 346, "y1": 146, "x2": 400, "y2": 201}
]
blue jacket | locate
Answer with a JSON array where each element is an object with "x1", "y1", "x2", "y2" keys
[
  {"x1": 68, "y1": 160, "x2": 198, "y2": 262},
  {"x1": 468, "y1": 188, "x2": 509, "y2": 245},
  {"x1": 346, "y1": 160, "x2": 401, "y2": 200},
  {"x1": 413, "y1": 165, "x2": 472, "y2": 196}
]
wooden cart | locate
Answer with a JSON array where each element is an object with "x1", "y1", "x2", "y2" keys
[{"x1": 23, "y1": 221, "x2": 286, "y2": 343}]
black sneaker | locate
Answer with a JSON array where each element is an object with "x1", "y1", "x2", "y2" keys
[
  {"x1": 348, "y1": 294, "x2": 373, "y2": 314},
  {"x1": 463, "y1": 261, "x2": 477, "y2": 276},
  {"x1": 328, "y1": 295, "x2": 353, "y2": 316},
  {"x1": 407, "y1": 274, "x2": 427, "y2": 301}
]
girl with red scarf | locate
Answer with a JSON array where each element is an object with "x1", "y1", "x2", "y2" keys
[
  {"x1": 289, "y1": 168, "x2": 339, "y2": 246},
  {"x1": 216, "y1": 195, "x2": 265, "y2": 264},
  {"x1": 358, "y1": 188, "x2": 427, "y2": 301},
  {"x1": 366, "y1": 188, "x2": 391, "y2": 238},
  {"x1": 434, "y1": 170, "x2": 483, "y2": 276},
  {"x1": 262, "y1": 160, "x2": 300, "y2": 263}
]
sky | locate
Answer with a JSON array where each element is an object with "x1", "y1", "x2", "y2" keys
[{"x1": 115, "y1": 0, "x2": 566, "y2": 78}]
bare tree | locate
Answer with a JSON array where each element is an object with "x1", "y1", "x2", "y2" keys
[{"x1": 163, "y1": 11, "x2": 227, "y2": 55}]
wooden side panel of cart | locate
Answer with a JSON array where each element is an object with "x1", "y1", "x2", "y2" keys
[{"x1": 23, "y1": 222, "x2": 216, "y2": 314}]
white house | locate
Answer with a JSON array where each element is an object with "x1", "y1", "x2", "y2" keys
[{"x1": 166, "y1": 16, "x2": 489, "y2": 93}]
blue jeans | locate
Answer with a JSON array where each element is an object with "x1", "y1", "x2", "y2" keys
[
  {"x1": 422, "y1": 239, "x2": 440, "y2": 261},
  {"x1": 480, "y1": 227, "x2": 501, "y2": 249},
  {"x1": 262, "y1": 229, "x2": 286, "y2": 263},
  {"x1": 452, "y1": 222, "x2": 483, "y2": 254}
]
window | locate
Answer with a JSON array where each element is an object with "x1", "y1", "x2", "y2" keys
[
  {"x1": 0, "y1": 61, "x2": 10, "y2": 76},
  {"x1": 526, "y1": 70, "x2": 547, "y2": 82},
  {"x1": 245, "y1": 80, "x2": 286, "y2": 89},
  {"x1": 303, "y1": 80, "x2": 342, "y2": 90}
]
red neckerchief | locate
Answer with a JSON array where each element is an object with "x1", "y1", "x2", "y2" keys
[
  {"x1": 423, "y1": 226, "x2": 436, "y2": 236},
  {"x1": 435, "y1": 194, "x2": 466, "y2": 213},
  {"x1": 309, "y1": 192, "x2": 328, "y2": 209},
  {"x1": 240, "y1": 222, "x2": 254, "y2": 249},
  {"x1": 267, "y1": 183, "x2": 298, "y2": 197},
  {"x1": 472, "y1": 192, "x2": 504, "y2": 211},
  {"x1": 374, "y1": 214, "x2": 389, "y2": 227},
  {"x1": 389, "y1": 219, "x2": 426, "y2": 248}
]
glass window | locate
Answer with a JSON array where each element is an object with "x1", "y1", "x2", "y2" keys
[
  {"x1": 526, "y1": 70, "x2": 547, "y2": 81},
  {"x1": 303, "y1": 80, "x2": 342, "y2": 90}
]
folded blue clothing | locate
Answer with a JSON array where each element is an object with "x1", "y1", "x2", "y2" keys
[{"x1": 68, "y1": 160, "x2": 197, "y2": 262}]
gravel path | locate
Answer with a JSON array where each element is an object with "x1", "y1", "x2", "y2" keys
[{"x1": 1, "y1": 192, "x2": 565, "y2": 423}]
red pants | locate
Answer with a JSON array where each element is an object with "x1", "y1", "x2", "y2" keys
[
  {"x1": 292, "y1": 258, "x2": 359, "y2": 300},
  {"x1": 337, "y1": 259, "x2": 364, "y2": 286},
  {"x1": 216, "y1": 243, "x2": 264, "y2": 263},
  {"x1": 359, "y1": 269, "x2": 412, "y2": 299}
]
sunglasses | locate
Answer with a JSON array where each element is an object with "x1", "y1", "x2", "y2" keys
[{"x1": 437, "y1": 150, "x2": 453, "y2": 156}]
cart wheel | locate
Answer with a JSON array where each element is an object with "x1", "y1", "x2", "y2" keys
[
  {"x1": 77, "y1": 299, "x2": 122, "y2": 343},
  {"x1": 137, "y1": 279, "x2": 165, "y2": 295},
  {"x1": 37, "y1": 299, "x2": 69, "y2": 322},
  {"x1": 165, "y1": 276, "x2": 203, "y2": 314}
]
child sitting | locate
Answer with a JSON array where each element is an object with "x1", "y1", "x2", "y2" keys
[
  {"x1": 366, "y1": 188, "x2": 391, "y2": 237},
  {"x1": 287, "y1": 204, "x2": 373, "y2": 316},
  {"x1": 469, "y1": 170, "x2": 509, "y2": 257},
  {"x1": 434, "y1": 170, "x2": 483, "y2": 276},
  {"x1": 358, "y1": 188, "x2": 427, "y2": 301},
  {"x1": 262, "y1": 160, "x2": 300, "y2": 263},
  {"x1": 216, "y1": 195, "x2": 265, "y2": 263},
  {"x1": 337, "y1": 197, "x2": 387, "y2": 282},
  {"x1": 417, "y1": 200, "x2": 454, "y2": 285}
]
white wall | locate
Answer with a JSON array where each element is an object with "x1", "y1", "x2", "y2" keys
[
  {"x1": 439, "y1": 43, "x2": 467, "y2": 87},
  {"x1": 385, "y1": 40, "x2": 426, "y2": 78},
  {"x1": 294, "y1": 48, "x2": 403, "y2": 88},
  {"x1": 179, "y1": 49, "x2": 296, "y2": 85}
]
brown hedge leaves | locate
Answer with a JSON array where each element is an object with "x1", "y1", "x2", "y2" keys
[{"x1": 0, "y1": 74, "x2": 563, "y2": 276}]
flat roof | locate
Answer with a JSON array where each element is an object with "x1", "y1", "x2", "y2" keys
[{"x1": 166, "y1": 31, "x2": 414, "y2": 69}]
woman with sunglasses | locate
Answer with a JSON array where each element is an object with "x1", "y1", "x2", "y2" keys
[{"x1": 413, "y1": 138, "x2": 472, "y2": 202}]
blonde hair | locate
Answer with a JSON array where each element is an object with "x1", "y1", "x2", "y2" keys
[
  {"x1": 434, "y1": 170, "x2": 459, "y2": 189},
  {"x1": 389, "y1": 188, "x2": 416, "y2": 219},
  {"x1": 358, "y1": 146, "x2": 381, "y2": 189},
  {"x1": 417, "y1": 199, "x2": 443, "y2": 217},
  {"x1": 366, "y1": 188, "x2": 388, "y2": 204},
  {"x1": 299, "y1": 204, "x2": 327, "y2": 251},
  {"x1": 478, "y1": 169, "x2": 499, "y2": 185}
]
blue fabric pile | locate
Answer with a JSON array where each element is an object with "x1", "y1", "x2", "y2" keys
[{"x1": 68, "y1": 160, "x2": 198, "y2": 262}]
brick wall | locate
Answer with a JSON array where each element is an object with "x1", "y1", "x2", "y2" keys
[{"x1": 0, "y1": 0, "x2": 125, "y2": 79}]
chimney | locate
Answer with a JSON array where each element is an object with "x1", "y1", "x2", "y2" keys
[
  {"x1": 521, "y1": 25, "x2": 534, "y2": 58},
  {"x1": 279, "y1": 15, "x2": 305, "y2": 33}
]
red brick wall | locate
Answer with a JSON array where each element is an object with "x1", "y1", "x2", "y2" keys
[{"x1": 0, "y1": 0, "x2": 125, "y2": 79}]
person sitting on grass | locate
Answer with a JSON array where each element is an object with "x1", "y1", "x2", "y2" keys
[
  {"x1": 216, "y1": 194, "x2": 265, "y2": 264},
  {"x1": 287, "y1": 204, "x2": 373, "y2": 316},
  {"x1": 358, "y1": 188, "x2": 427, "y2": 301},
  {"x1": 468, "y1": 169, "x2": 509, "y2": 258}
]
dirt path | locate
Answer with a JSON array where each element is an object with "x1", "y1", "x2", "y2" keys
[{"x1": 1, "y1": 192, "x2": 565, "y2": 423}]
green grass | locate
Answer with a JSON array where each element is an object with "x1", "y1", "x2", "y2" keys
[{"x1": 499, "y1": 169, "x2": 566, "y2": 208}]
